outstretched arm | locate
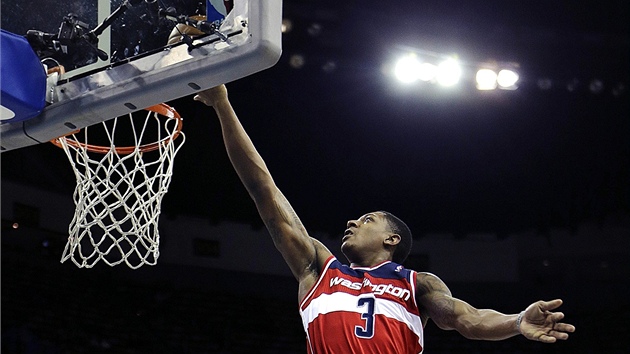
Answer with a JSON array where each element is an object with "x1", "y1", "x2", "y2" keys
[
  {"x1": 194, "y1": 86, "x2": 332, "y2": 288},
  {"x1": 416, "y1": 272, "x2": 575, "y2": 342}
]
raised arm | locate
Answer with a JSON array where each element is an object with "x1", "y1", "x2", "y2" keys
[
  {"x1": 194, "y1": 86, "x2": 332, "y2": 287},
  {"x1": 416, "y1": 272, "x2": 575, "y2": 342}
]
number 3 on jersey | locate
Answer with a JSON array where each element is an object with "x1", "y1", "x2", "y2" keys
[{"x1": 355, "y1": 297, "x2": 375, "y2": 338}]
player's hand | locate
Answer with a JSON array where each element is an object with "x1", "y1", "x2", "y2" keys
[
  {"x1": 519, "y1": 299, "x2": 575, "y2": 343},
  {"x1": 194, "y1": 85, "x2": 228, "y2": 107}
]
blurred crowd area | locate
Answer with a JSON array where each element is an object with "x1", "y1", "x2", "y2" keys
[{"x1": 2, "y1": 235, "x2": 628, "y2": 354}]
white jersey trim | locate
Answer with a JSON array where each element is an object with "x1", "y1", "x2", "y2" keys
[
  {"x1": 300, "y1": 291, "x2": 424, "y2": 346},
  {"x1": 299, "y1": 256, "x2": 336, "y2": 309},
  {"x1": 409, "y1": 270, "x2": 419, "y2": 310}
]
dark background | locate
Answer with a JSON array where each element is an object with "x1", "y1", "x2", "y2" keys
[{"x1": 2, "y1": 0, "x2": 628, "y2": 238}]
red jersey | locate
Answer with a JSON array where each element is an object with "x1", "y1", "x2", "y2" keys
[{"x1": 299, "y1": 256, "x2": 424, "y2": 353}]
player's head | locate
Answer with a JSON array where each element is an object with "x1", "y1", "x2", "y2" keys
[{"x1": 341, "y1": 211, "x2": 412, "y2": 265}]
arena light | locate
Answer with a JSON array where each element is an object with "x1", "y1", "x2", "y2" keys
[
  {"x1": 418, "y1": 62, "x2": 437, "y2": 82},
  {"x1": 281, "y1": 18, "x2": 293, "y2": 33},
  {"x1": 476, "y1": 69, "x2": 498, "y2": 90},
  {"x1": 387, "y1": 48, "x2": 527, "y2": 92},
  {"x1": 394, "y1": 54, "x2": 421, "y2": 83},
  {"x1": 497, "y1": 69, "x2": 519, "y2": 90},
  {"x1": 436, "y1": 59, "x2": 461, "y2": 87},
  {"x1": 289, "y1": 54, "x2": 305, "y2": 69}
]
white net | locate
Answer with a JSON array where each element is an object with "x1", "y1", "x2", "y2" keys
[{"x1": 53, "y1": 104, "x2": 185, "y2": 269}]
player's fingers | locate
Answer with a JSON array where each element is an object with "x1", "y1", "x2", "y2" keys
[
  {"x1": 193, "y1": 94, "x2": 211, "y2": 106},
  {"x1": 539, "y1": 299, "x2": 563, "y2": 312},
  {"x1": 549, "y1": 330, "x2": 570, "y2": 340},
  {"x1": 554, "y1": 322, "x2": 576, "y2": 333},
  {"x1": 549, "y1": 311, "x2": 565, "y2": 322},
  {"x1": 538, "y1": 334, "x2": 558, "y2": 343}
]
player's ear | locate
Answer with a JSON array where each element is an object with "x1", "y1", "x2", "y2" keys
[{"x1": 384, "y1": 234, "x2": 401, "y2": 246}]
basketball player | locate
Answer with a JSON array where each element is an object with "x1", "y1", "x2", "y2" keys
[{"x1": 194, "y1": 85, "x2": 576, "y2": 353}]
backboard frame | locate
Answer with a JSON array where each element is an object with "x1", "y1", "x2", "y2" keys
[{"x1": 1, "y1": 0, "x2": 282, "y2": 152}]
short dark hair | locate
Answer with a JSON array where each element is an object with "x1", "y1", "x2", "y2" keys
[{"x1": 378, "y1": 211, "x2": 412, "y2": 264}]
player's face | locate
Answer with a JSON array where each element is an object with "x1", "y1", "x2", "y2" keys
[{"x1": 341, "y1": 212, "x2": 391, "y2": 259}]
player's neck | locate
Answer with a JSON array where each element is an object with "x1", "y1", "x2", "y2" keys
[{"x1": 349, "y1": 254, "x2": 391, "y2": 268}]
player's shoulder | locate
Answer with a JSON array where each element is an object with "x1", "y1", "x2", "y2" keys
[
  {"x1": 414, "y1": 271, "x2": 443, "y2": 285},
  {"x1": 311, "y1": 237, "x2": 334, "y2": 264},
  {"x1": 299, "y1": 237, "x2": 335, "y2": 281},
  {"x1": 414, "y1": 272, "x2": 452, "y2": 297},
  {"x1": 415, "y1": 271, "x2": 441, "y2": 279}
]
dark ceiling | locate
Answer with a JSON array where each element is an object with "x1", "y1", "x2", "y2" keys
[{"x1": 2, "y1": 0, "x2": 629, "y2": 239}]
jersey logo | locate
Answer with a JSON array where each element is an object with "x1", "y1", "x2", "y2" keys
[{"x1": 330, "y1": 276, "x2": 411, "y2": 301}]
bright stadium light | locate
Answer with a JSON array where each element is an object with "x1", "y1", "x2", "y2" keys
[
  {"x1": 436, "y1": 59, "x2": 461, "y2": 87},
  {"x1": 394, "y1": 54, "x2": 421, "y2": 83},
  {"x1": 476, "y1": 69, "x2": 498, "y2": 90},
  {"x1": 497, "y1": 69, "x2": 519, "y2": 89},
  {"x1": 418, "y1": 62, "x2": 437, "y2": 82}
]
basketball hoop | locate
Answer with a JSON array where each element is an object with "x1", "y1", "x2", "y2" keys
[{"x1": 50, "y1": 103, "x2": 185, "y2": 269}]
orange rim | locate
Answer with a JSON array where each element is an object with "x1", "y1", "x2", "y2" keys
[{"x1": 50, "y1": 103, "x2": 183, "y2": 155}]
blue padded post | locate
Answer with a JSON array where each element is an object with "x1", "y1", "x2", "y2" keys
[{"x1": 1, "y1": 29, "x2": 46, "y2": 123}]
